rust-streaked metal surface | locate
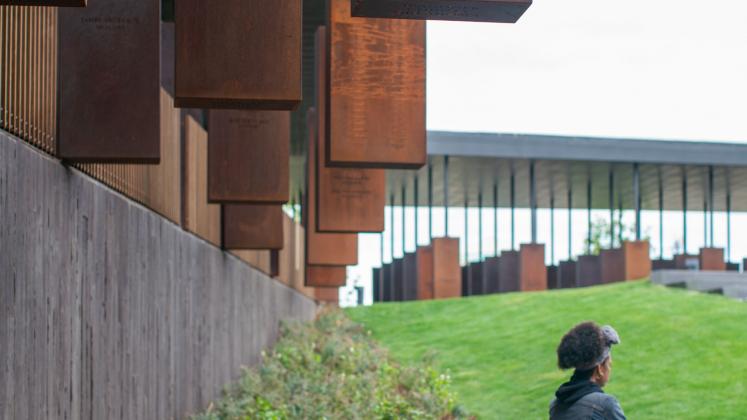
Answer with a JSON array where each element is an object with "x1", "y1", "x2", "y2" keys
[
  {"x1": 57, "y1": 0, "x2": 160, "y2": 163},
  {"x1": 315, "y1": 26, "x2": 386, "y2": 231},
  {"x1": 623, "y1": 240, "x2": 651, "y2": 280},
  {"x1": 469, "y1": 262, "x2": 484, "y2": 295},
  {"x1": 314, "y1": 286, "x2": 340, "y2": 304},
  {"x1": 558, "y1": 260, "x2": 577, "y2": 289},
  {"x1": 674, "y1": 254, "x2": 699, "y2": 270},
  {"x1": 498, "y1": 250, "x2": 519, "y2": 292},
  {"x1": 222, "y1": 204, "x2": 284, "y2": 250},
  {"x1": 307, "y1": 266, "x2": 346, "y2": 287},
  {"x1": 327, "y1": 0, "x2": 426, "y2": 169},
  {"x1": 483, "y1": 257, "x2": 500, "y2": 294},
  {"x1": 519, "y1": 243, "x2": 545, "y2": 291},
  {"x1": 416, "y1": 246, "x2": 433, "y2": 300},
  {"x1": 208, "y1": 110, "x2": 290, "y2": 203},
  {"x1": 699, "y1": 247, "x2": 725, "y2": 272},
  {"x1": 175, "y1": 0, "x2": 302, "y2": 109},
  {"x1": 350, "y1": 0, "x2": 532, "y2": 23},
  {"x1": 600, "y1": 248, "x2": 625, "y2": 284},
  {"x1": 402, "y1": 253, "x2": 418, "y2": 300},
  {"x1": 431, "y1": 237, "x2": 460, "y2": 299},
  {"x1": 1, "y1": 1, "x2": 85, "y2": 6},
  {"x1": 547, "y1": 265, "x2": 559, "y2": 289},
  {"x1": 576, "y1": 255, "x2": 601, "y2": 287},
  {"x1": 305, "y1": 108, "x2": 358, "y2": 266}
]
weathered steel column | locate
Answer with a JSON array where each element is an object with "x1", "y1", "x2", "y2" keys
[
  {"x1": 708, "y1": 165, "x2": 715, "y2": 248},
  {"x1": 550, "y1": 192, "x2": 556, "y2": 265},
  {"x1": 381, "y1": 231, "x2": 385, "y2": 264},
  {"x1": 634, "y1": 163, "x2": 641, "y2": 241},
  {"x1": 494, "y1": 182, "x2": 499, "y2": 256},
  {"x1": 390, "y1": 193, "x2": 396, "y2": 258},
  {"x1": 587, "y1": 175, "x2": 592, "y2": 255},
  {"x1": 530, "y1": 160, "x2": 538, "y2": 244},
  {"x1": 682, "y1": 168, "x2": 688, "y2": 254},
  {"x1": 402, "y1": 185, "x2": 406, "y2": 254},
  {"x1": 444, "y1": 156, "x2": 450, "y2": 237},
  {"x1": 568, "y1": 182, "x2": 573, "y2": 260},
  {"x1": 510, "y1": 166, "x2": 516, "y2": 250},
  {"x1": 659, "y1": 167, "x2": 664, "y2": 259},
  {"x1": 609, "y1": 167, "x2": 615, "y2": 248},
  {"x1": 428, "y1": 161, "x2": 433, "y2": 241},
  {"x1": 727, "y1": 171, "x2": 732, "y2": 262},
  {"x1": 464, "y1": 198, "x2": 469, "y2": 264},
  {"x1": 414, "y1": 175, "x2": 419, "y2": 246},
  {"x1": 477, "y1": 192, "x2": 483, "y2": 259}
]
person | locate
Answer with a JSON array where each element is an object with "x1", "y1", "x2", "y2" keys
[{"x1": 549, "y1": 322, "x2": 626, "y2": 419}]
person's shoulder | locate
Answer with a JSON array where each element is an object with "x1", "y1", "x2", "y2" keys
[{"x1": 586, "y1": 393, "x2": 625, "y2": 419}]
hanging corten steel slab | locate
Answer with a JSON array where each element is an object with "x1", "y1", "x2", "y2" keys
[
  {"x1": 208, "y1": 110, "x2": 290, "y2": 204},
  {"x1": 416, "y1": 246, "x2": 434, "y2": 300},
  {"x1": 222, "y1": 205, "x2": 284, "y2": 250},
  {"x1": 1, "y1": 0, "x2": 85, "y2": 5},
  {"x1": 432, "y1": 237, "x2": 460, "y2": 299},
  {"x1": 175, "y1": 0, "x2": 302, "y2": 109},
  {"x1": 623, "y1": 240, "x2": 651, "y2": 280},
  {"x1": 326, "y1": 0, "x2": 426, "y2": 169},
  {"x1": 57, "y1": 0, "x2": 160, "y2": 163},
  {"x1": 350, "y1": 0, "x2": 532, "y2": 24},
  {"x1": 306, "y1": 266, "x2": 347, "y2": 288},
  {"x1": 699, "y1": 247, "x2": 725, "y2": 271},
  {"x1": 305, "y1": 108, "x2": 358, "y2": 266},
  {"x1": 519, "y1": 243, "x2": 546, "y2": 291}
]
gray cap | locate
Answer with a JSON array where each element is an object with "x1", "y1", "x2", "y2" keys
[{"x1": 579, "y1": 325, "x2": 621, "y2": 370}]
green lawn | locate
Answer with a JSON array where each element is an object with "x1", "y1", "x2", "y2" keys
[{"x1": 346, "y1": 281, "x2": 747, "y2": 419}]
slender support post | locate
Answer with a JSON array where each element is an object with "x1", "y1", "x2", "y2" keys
[
  {"x1": 587, "y1": 175, "x2": 592, "y2": 255},
  {"x1": 568, "y1": 184, "x2": 573, "y2": 260},
  {"x1": 390, "y1": 193, "x2": 395, "y2": 259},
  {"x1": 530, "y1": 160, "x2": 537, "y2": 244},
  {"x1": 414, "y1": 175, "x2": 419, "y2": 247},
  {"x1": 444, "y1": 156, "x2": 449, "y2": 237},
  {"x1": 510, "y1": 167, "x2": 516, "y2": 251},
  {"x1": 380, "y1": 232, "x2": 385, "y2": 265},
  {"x1": 682, "y1": 168, "x2": 688, "y2": 254},
  {"x1": 478, "y1": 192, "x2": 483, "y2": 260},
  {"x1": 464, "y1": 199, "x2": 469, "y2": 264},
  {"x1": 708, "y1": 165, "x2": 715, "y2": 248},
  {"x1": 428, "y1": 162, "x2": 433, "y2": 241},
  {"x1": 703, "y1": 198, "x2": 708, "y2": 248},
  {"x1": 659, "y1": 167, "x2": 664, "y2": 259},
  {"x1": 401, "y1": 185, "x2": 406, "y2": 254},
  {"x1": 494, "y1": 182, "x2": 499, "y2": 256},
  {"x1": 727, "y1": 190, "x2": 732, "y2": 262},
  {"x1": 609, "y1": 168, "x2": 615, "y2": 248},
  {"x1": 550, "y1": 194, "x2": 555, "y2": 265},
  {"x1": 634, "y1": 163, "x2": 641, "y2": 241}
]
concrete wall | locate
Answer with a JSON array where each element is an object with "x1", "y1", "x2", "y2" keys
[{"x1": 0, "y1": 131, "x2": 317, "y2": 419}]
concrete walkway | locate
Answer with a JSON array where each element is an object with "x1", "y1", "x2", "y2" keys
[{"x1": 651, "y1": 270, "x2": 747, "y2": 300}]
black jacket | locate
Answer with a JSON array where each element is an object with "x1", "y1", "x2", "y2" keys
[{"x1": 549, "y1": 378, "x2": 626, "y2": 420}]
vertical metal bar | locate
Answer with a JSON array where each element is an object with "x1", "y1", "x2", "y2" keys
[
  {"x1": 634, "y1": 163, "x2": 641, "y2": 241},
  {"x1": 494, "y1": 181, "x2": 498, "y2": 257},
  {"x1": 401, "y1": 184, "x2": 406, "y2": 254},
  {"x1": 510, "y1": 165, "x2": 516, "y2": 250},
  {"x1": 659, "y1": 167, "x2": 664, "y2": 259},
  {"x1": 708, "y1": 165, "x2": 714, "y2": 248},
  {"x1": 550, "y1": 194, "x2": 555, "y2": 265},
  {"x1": 587, "y1": 174, "x2": 592, "y2": 255},
  {"x1": 682, "y1": 167, "x2": 688, "y2": 254},
  {"x1": 428, "y1": 161, "x2": 433, "y2": 241},
  {"x1": 609, "y1": 167, "x2": 615, "y2": 248},
  {"x1": 568, "y1": 183, "x2": 573, "y2": 260},
  {"x1": 390, "y1": 193, "x2": 395, "y2": 259},
  {"x1": 478, "y1": 192, "x2": 483, "y2": 260},
  {"x1": 464, "y1": 198, "x2": 469, "y2": 264},
  {"x1": 530, "y1": 160, "x2": 537, "y2": 244},
  {"x1": 727, "y1": 188, "x2": 732, "y2": 263},
  {"x1": 414, "y1": 175, "x2": 419, "y2": 247},
  {"x1": 444, "y1": 156, "x2": 449, "y2": 237}
]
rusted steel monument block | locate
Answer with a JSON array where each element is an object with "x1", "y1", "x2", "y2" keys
[
  {"x1": 57, "y1": 0, "x2": 160, "y2": 162},
  {"x1": 558, "y1": 260, "x2": 577, "y2": 288},
  {"x1": 222, "y1": 205, "x2": 284, "y2": 250},
  {"x1": 623, "y1": 240, "x2": 651, "y2": 280},
  {"x1": 432, "y1": 238, "x2": 461, "y2": 299},
  {"x1": 600, "y1": 248, "x2": 625, "y2": 284},
  {"x1": 576, "y1": 255, "x2": 601, "y2": 287},
  {"x1": 350, "y1": 0, "x2": 532, "y2": 23},
  {"x1": 416, "y1": 246, "x2": 434, "y2": 300},
  {"x1": 208, "y1": 111, "x2": 290, "y2": 204},
  {"x1": 175, "y1": 0, "x2": 302, "y2": 109},
  {"x1": 699, "y1": 247, "x2": 726, "y2": 271},
  {"x1": 326, "y1": 0, "x2": 426, "y2": 168},
  {"x1": 498, "y1": 251, "x2": 519, "y2": 292},
  {"x1": 306, "y1": 266, "x2": 347, "y2": 288},
  {"x1": 519, "y1": 243, "x2": 546, "y2": 291}
]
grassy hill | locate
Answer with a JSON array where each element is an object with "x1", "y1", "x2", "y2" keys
[{"x1": 347, "y1": 281, "x2": 747, "y2": 419}]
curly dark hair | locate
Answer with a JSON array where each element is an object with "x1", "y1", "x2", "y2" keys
[{"x1": 556, "y1": 321, "x2": 606, "y2": 370}]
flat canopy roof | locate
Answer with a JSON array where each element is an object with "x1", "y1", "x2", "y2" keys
[{"x1": 387, "y1": 132, "x2": 747, "y2": 212}]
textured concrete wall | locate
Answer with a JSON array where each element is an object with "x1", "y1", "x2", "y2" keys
[{"x1": 0, "y1": 131, "x2": 317, "y2": 420}]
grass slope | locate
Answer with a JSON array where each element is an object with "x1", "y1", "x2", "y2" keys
[{"x1": 347, "y1": 281, "x2": 747, "y2": 419}]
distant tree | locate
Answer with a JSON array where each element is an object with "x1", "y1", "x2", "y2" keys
[{"x1": 584, "y1": 216, "x2": 649, "y2": 255}]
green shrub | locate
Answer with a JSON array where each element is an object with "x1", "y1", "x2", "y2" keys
[{"x1": 194, "y1": 308, "x2": 468, "y2": 420}]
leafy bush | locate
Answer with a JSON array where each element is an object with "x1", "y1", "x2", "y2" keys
[{"x1": 194, "y1": 308, "x2": 468, "y2": 420}]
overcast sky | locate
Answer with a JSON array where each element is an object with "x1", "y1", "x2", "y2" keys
[
  {"x1": 343, "y1": 0, "x2": 747, "y2": 305},
  {"x1": 426, "y1": 0, "x2": 747, "y2": 143}
]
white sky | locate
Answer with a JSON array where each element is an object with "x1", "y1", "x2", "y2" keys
[{"x1": 341, "y1": 0, "x2": 747, "y2": 305}]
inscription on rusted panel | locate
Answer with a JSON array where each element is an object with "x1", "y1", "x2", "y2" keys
[
  {"x1": 57, "y1": 0, "x2": 160, "y2": 163},
  {"x1": 327, "y1": 0, "x2": 426, "y2": 169},
  {"x1": 350, "y1": 0, "x2": 532, "y2": 23},
  {"x1": 175, "y1": 0, "x2": 302, "y2": 109},
  {"x1": 208, "y1": 110, "x2": 290, "y2": 204},
  {"x1": 222, "y1": 205, "x2": 284, "y2": 250},
  {"x1": 305, "y1": 108, "x2": 358, "y2": 266}
]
